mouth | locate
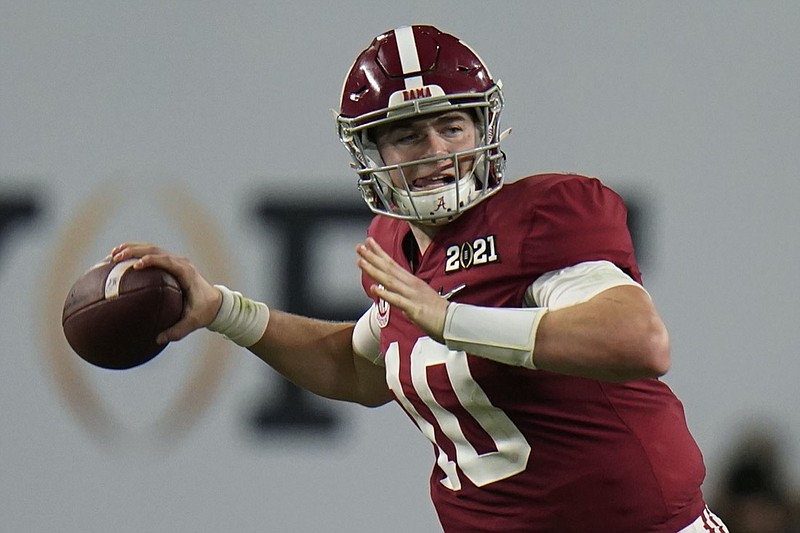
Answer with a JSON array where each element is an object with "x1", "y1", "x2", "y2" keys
[{"x1": 411, "y1": 174, "x2": 456, "y2": 191}]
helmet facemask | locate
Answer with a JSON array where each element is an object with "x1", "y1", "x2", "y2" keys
[{"x1": 338, "y1": 84, "x2": 508, "y2": 225}]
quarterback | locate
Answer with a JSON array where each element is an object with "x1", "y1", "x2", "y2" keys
[{"x1": 112, "y1": 25, "x2": 728, "y2": 532}]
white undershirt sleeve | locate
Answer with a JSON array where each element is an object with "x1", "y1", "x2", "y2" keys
[
  {"x1": 352, "y1": 303, "x2": 384, "y2": 367},
  {"x1": 524, "y1": 260, "x2": 648, "y2": 309}
]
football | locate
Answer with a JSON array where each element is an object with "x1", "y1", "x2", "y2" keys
[{"x1": 61, "y1": 259, "x2": 184, "y2": 370}]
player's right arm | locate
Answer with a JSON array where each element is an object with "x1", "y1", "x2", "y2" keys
[
  {"x1": 110, "y1": 242, "x2": 392, "y2": 408},
  {"x1": 248, "y1": 309, "x2": 391, "y2": 407}
]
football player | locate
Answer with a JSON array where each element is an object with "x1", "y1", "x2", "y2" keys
[{"x1": 112, "y1": 25, "x2": 728, "y2": 532}]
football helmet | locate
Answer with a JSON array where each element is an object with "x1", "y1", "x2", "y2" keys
[{"x1": 337, "y1": 25, "x2": 508, "y2": 224}]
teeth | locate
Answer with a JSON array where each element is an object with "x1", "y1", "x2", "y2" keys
[{"x1": 411, "y1": 175, "x2": 455, "y2": 190}]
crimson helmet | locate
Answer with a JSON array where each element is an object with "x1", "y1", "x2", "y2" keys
[{"x1": 336, "y1": 25, "x2": 508, "y2": 224}]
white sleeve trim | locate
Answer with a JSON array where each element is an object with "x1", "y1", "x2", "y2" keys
[
  {"x1": 523, "y1": 260, "x2": 648, "y2": 310},
  {"x1": 352, "y1": 303, "x2": 384, "y2": 367}
]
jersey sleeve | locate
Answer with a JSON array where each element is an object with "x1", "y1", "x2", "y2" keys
[{"x1": 521, "y1": 175, "x2": 642, "y2": 283}]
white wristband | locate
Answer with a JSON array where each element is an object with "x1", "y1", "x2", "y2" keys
[
  {"x1": 207, "y1": 285, "x2": 270, "y2": 347},
  {"x1": 443, "y1": 303, "x2": 548, "y2": 369}
]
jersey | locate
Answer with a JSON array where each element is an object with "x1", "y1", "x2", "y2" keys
[{"x1": 361, "y1": 173, "x2": 707, "y2": 532}]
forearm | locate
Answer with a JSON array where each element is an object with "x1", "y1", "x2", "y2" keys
[
  {"x1": 532, "y1": 286, "x2": 671, "y2": 382},
  {"x1": 248, "y1": 309, "x2": 391, "y2": 406},
  {"x1": 443, "y1": 286, "x2": 670, "y2": 382}
]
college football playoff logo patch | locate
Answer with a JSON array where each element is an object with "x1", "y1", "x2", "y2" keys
[{"x1": 444, "y1": 234, "x2": 500, "y2": 272}]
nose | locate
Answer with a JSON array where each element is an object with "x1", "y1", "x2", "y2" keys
[{"x1": 421, "y1": 130, "x2": 450, "y2": 159}]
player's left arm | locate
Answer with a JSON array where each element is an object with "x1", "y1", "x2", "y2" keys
[
  {"x1": 532, "y1": 283, "x2": 669, "y2": 382},
  {"x1": 357, "y1": 237, "x2": 669, "y2": 383}
]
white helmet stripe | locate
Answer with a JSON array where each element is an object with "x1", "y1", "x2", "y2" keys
[{"x1": 394, "y1": 26, "x2": 423, "y2": 89}]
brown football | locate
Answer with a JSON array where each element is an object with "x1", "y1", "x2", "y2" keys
[{"x1": 61, "y1": 259, "x2": 184, "y2": 370}]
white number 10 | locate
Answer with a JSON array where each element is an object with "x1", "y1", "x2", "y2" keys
[{"x1": 385, "y1": 338, "x2": 531, "y2": 490}]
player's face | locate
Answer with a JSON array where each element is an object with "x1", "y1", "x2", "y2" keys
[{"x1": 374, "y1": 111, "x2": 478, "y2": 191}]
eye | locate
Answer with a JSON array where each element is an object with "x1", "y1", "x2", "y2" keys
[
  {"x1": 442, "y1": 124, "x2": 465, "y2": 137},
  {"x1": 393, "y1": 131, "x2": 418, "y2": 145}
]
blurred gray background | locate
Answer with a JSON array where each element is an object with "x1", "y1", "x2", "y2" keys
[{"x1": 2, "y1": 2, "x2": 798, "y2": 531}]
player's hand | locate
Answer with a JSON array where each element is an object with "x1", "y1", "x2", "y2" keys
[
  {"x1": 110, "y1": 242, "x2": 223, "y2": 344},
  {"x1": 357, "y1": 237, "x2": 449, "y2": 343}
]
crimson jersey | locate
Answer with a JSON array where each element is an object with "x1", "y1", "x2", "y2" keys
[{"x1": 361, "y1": 174, "x2": 706, "y2": 532}]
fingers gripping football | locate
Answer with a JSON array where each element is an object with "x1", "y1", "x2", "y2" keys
[
  {"x1": 110, "y1": 242, "x2": 222, "y2": 344},
  {"x1": 357, "y1": 238, "x2": 449, "y2": 342}
]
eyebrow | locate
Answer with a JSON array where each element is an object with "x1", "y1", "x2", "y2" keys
[
  {"x1": 375, "y1": 111, "x2": 471, "y2": 141},
  {"x1": 415, "y1": 112, "x2": 469, "y2": 127}
]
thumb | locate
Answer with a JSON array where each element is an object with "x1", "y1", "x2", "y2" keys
[{"x1": 156, "y1": 318, "x2": 196, "y2": 345}]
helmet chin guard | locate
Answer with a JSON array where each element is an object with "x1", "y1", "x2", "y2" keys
[
  {"x1": 356, "y1": 136, "x2": 505, "y2": 225},
  {"x1": 337, "y1": 25, "x2": 509, "y2": 224}
]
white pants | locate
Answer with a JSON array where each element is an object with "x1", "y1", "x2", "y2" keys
[{"x1": 677, "y1": 506, "x2": 729, "y2": 532}]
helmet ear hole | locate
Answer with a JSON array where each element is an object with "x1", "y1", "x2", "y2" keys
[{"x1": 351, "y1": 85, "x2": 369, "y2": 101}]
